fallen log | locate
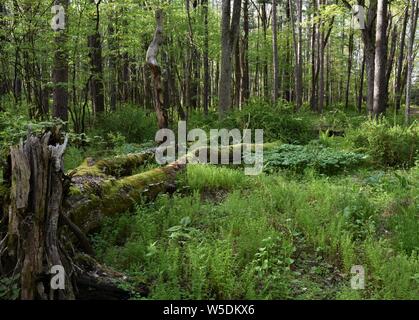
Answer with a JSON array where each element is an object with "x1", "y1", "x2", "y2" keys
[
  {"x1": 70, "y1": 149, "x2": 155, "y2": 178},
  {"x1": 64, "y1": 142, "x2": 277, "y2": 234},
  {"x1": 65, "y1": 157, "x2": 186, "y2": 234},
  {"x1": 0, "y1": 129, "x2": 277, "y2": 299}
]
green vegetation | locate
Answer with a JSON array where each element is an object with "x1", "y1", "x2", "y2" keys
[
  {"x1": 81, "y1": 107, "x2": 418, "y2": 300},
  {"x1": 93, "y1": 162, "x2": 419, "y2": 299},
  {"x1": 0, "y1": 0, "x2": 418, "y2": 301}
]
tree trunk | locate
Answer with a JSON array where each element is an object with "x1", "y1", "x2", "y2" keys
[
  {"x1": 240, "y1": 0, "x2": 250, "y2": 107},
  {"x1": 358, "y1": 51, "x2": 366, "y2": 113},
  {"x1": 345, "y1": 27, "x2": 354, "y2": 110},
  {"x1": 2, "y1": 131, "x2": 75, "y2": 299},
  {"x1": 219, "y1": 0, "x2": 241, "y2": 118},
  {"x1": 395, "y1": 5, "x2": 409, "y2": 111},
  {"x1": 1, "y1": 131, "x2": 136, "y2": 300},
  {"x1": 272, "y1": 0, "x2": 279, "y2": 103},
  {"x1": 88, "y1": 0, "x2": 105, "y2": 114},
  {"x1": 290, "y1": 0, "x2": 303, "y2": 111},
  {"x1": 372, "y1": 0, "x2": 388, "y2": 116},
  {"x1": 108, "y1": 11, "x2": 118, "y2": 112},
  {"x1": 363, "y1": 0, "x2": 378, "y2": 114},
  {"x1": 52, "y1": 0, "x2": 69, "y2": 121},
  {"x1": 310, "y1": 0, "x2": 318, "y2": 111},
  {"x1": 234, "y1": 39, "x2": 241, "y2": 107},
  {"x1": 385, "y1": 24, "x2": 398, "y2": 110},
  {"x1": 203, "y1": 0, "x2": 210, "y2": 115},
  {"x1": 146, "y1": 9, "x2": 169, "y2": 129},
  {"x1": 406, "y1": 0, "x2": 419, "y2": 123},
  {"x1": 261, "y1": 3, "x2": 269, "y2": 100}
]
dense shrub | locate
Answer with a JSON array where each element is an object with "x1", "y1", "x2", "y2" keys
[
  {"x1": 347, "y1": 121, "x2": 419, "y2": 168},
  {"x1": 94, "y1": 105, "x2": 157, "y2": 143},
  {"x1": 229, "y1": 99, "x2": 317, "y2": 143},
  {"x1": 188, "y1": 99, "x2": 317, "y2": 144},
  {"x1": 319, "y1": 109, "x2": 365, "y2": 131}
]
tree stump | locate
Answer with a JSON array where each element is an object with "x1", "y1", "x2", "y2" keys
[{"x1": 1, "y1": 130, "x2": 75, "y2": 299}]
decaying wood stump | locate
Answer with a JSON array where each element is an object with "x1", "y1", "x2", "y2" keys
[
  {"x1": 1, "y1": 130, "x2": 74, "y2": 299},
  {"x1": 0, "y1": 130, "x2": 134, "y2": 300}
]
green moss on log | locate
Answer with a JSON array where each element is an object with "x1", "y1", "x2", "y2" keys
[
  {"x1": 65, "y1": 142, "x2": 280, "y2": 234},
  {"x1": 71, "y1": 152, "x2": 154, "y2": 178},
  {"x1": 66, "y1": 161, "x2": 185, "y2": 233}
]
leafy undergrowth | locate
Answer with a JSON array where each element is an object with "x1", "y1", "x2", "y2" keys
[
  {"x1": 262, "y1": 143, "x2": 368, "y2": 175},
  {"x1": 93, "y1": 164, "x2": 419, "y2": 300}
]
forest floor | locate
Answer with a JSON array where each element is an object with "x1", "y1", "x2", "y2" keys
[
  {"x1": 90, "y1": 164, "x2": 419, "y2": 299},
  {"x1": 1, "y1": 103, "x2": 418, "y2": 300},
  {"x1": 61, "y1": 105, "x2": 416, "y2": 300}
]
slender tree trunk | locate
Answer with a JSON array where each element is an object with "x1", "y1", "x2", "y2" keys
[
  {"x1": 203, "y1": 0, "x2": 210, "y2": 115},
  {"x1": 395, "y1": 5, "x2": 409, "y2": 111},
  {"x1": 289, "y1": 0, "x2": 303, "y2": 110},
  {"x1": 261, "y1": 3, "x2": 269, "y2": 100},
  {"x1": 108, "y1": 11, "x2": 117, "y2": 111},
  {"x1": 88, "y1": 0, "x2": 105, "y2": 114},
  {"x1": 310, "y1": 0, "x2": 318, "y2": 111},
  {"x1": 240, "y1": 0, "x2": 250, "y2": 107},
  {"x1": 358, "y1": 51, "x2": 366, "y2": 113},
  {"x1": 345, "y1": 26, "x2": 354, "y2": 110},
  {"x1": 146, "y1": 9, "x2": 168, "y2": 129},
  {"x1": 385, "y1": 24, "x2": 398, "y2": 109},
  {"x1": 406, "y1": 0, "x2": 419, "y2": 123},
  {"x1": 272, "y1": 0, "x2": 279, "y2": 103},
  {"x1": 234, "y1": 40, "x2": 241, "y2": 108},
  {"x1": 317, "y1": 0, "x2": 325, "y2": 113},
  {"x1": 219, "y1": 0, "x2": 232, "y2": 116}
]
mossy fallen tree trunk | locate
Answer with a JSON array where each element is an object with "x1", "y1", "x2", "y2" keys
[
  {"x1": 1, "y1": 131, "x2": 275, "y2": 299},
  {"x1": 65, "y1": 157, "x2": 186, "y2": 233},
  {"x1": 64, "y1": 142, "x2": 276, "y2": 234},
  {"x1": 70, "y1": 150, "x2": 155, "y2": 178}
]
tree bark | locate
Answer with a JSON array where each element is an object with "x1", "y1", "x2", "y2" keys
[
  {"x1": 88, "y1": 0, "x2": 105, "y2": 114},
  {"x1": 363, "y1": 0, "x2": 378, "y2": 114},
  {"x1": 203, "y1": 0, "x2": 210, "y2": 115},
  {"x1": 395, "y1": 5, "x2": 409, "y2": 111},
  {"x1": 240, "y1": 0, "x2": 250, "y2": 107},
  {"x1": 219, "y1": 0, "x2": 242, "y2": 118},
  {"x1": 290, "y1": 0, "x2": 303, "y2": 110},
  {"x1": 358, "y1": 51, "x2": 366, "y2": 113},
  {"x1": 108, "y1": 10, "x2": 118, "y2": 112},
  {"x1": 385, "y1": 24, "x2": 397, "y2": 110},
  {"x1": 272, "y1": 0, "x2": 279, "y2": 103},
  {"x1": 52, "y1": 0, "x2": 69, "y2": 121},
  {"x1": 310, "y1": 0, "x2": 318, "y2": 111},
  {"x1": 372, "y1": 0, "x2": 388, "y2": 116},
  {"x1": 146, "y1": 9, "x2": 169, "y2": 129},
  {"x1": 345, "y1": 26, "x2": 354, "y2": 110},
  {"x1": 406, "y1": 0, "x2": 419, "y2": 123},
  {"x1": 2, "y1": 131, "x2": 75, "y2": 299}
]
